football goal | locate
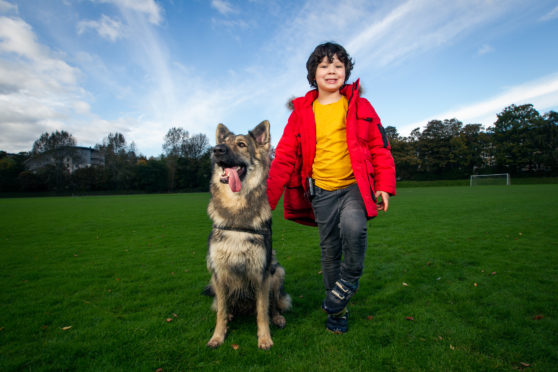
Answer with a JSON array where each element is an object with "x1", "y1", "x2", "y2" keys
[{"x1": 470, "y1": 173, "x2": 510, "y2": 186}]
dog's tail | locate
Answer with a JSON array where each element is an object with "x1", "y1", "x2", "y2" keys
[{"x1": 201, "y1": 284, "x2": 215, "y2": 297}]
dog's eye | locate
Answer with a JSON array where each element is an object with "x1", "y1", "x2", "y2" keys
[{"x1": 237, "y1": 141, "x2": 247, "y2": 148}]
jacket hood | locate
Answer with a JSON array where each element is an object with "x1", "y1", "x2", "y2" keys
[{"x1": 286, "y1": 79, "x2": 364, "y2": 111}]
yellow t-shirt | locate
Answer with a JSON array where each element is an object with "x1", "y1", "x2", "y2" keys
[{"x1": 312, "y1": 96, "x2": 355, "y2": 191}]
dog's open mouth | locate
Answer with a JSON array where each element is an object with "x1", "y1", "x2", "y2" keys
[{"x1": 220, "y1": 165, "x2": 246, "y2": 193}]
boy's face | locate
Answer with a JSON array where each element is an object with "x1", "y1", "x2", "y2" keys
[{"x1": 315, "y1": 54, "x2": 346, "y2": 94}]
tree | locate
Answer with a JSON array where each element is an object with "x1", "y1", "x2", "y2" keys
[
  {"x1": 0, "y1": 152, "x2": 28, "y2": 192},
  {"x1": 384, "y1": 126, "x2": 400, "y2": 141},
  {"x1": 175, "y1": 151, "x2": 211, "y2": 191},
  {"x1": 96, "y1": 132, "x2": 137, "y2": 190},
  {"x1": 29, "y1": 131, "x2": 78, "y2": 191},
  {"x1": 102, "y1": 132, "x2": 127, "y2": 155},
  {"x1": 416, "y1": 119, "x2": 462, "y2": 177},
  {"x1": 490, "y1": 104, "x2": 543, "y2": 174},
  {"x1": 70, "y1": 165, "x2": 106, "y2": 192},
  {"x1": 384, "y1": 126, "x2": 417, "y2": 180},
  {"x1": 163, "y1": 127, "x2": 189, "y2": 157},
  {"x1": 17, "y1": 170, "x2": 47, "y2": 192},
  {"x1": 32, "y1": 131, "x2": 76, "y2": 154},
  {"x1": 162, "y1": 128, "x2": 210, "y2": 191},
  {"x1": 183, "y1": 133, "x2": 210, "y2": 159},
  {"x1": 135, "y1": 158, "x2": 168, "y2": 192},
  {"x1": 162, "y1": 127, "x2": 189, "y2": 191},
  {"x1": 542, "y1": 111, "x2": 558, "y2": 173},
  {"x1": 459, "y1": 124, "x2": 490, "y2": 173}
]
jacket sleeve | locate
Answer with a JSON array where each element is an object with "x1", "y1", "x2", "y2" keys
[
  {"x1": 361, "y1": 98, "x2": 397, "y2": 196},
  {"x1": 267, "y1": 111, "x2": 301, "y2": 210}
]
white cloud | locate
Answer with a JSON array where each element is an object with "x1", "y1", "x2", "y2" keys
[
  {"x1": 211, "y1": 0, "x2": 235, "y2": 15},
  {"x1": 0, "y1": 16, "x2": 88, "y2": 152},
  {"x1": 347, "y1": 1, "x2": 415, "y2": 56},
  {"x1": 477, "y1": 44, "x2": 493, "y2": 55},
  {"x1": 0, "y1": 17, "x2": 79, "y2": 88},
  {"x1": 211, "y1": 17, "x2": 250, "y2": 30},
  {"x1": 0, "y1": 0, "x2": 17, "y2": 13},
  {"x1": 95, "y1": 0, "x2": 163, "y2": 25},
  {"x1": 400, "y1": 73, "x2": 558, "y2": 135},
  {"x1": 78, "y1": 14, "x2": 123, "y2": 41},
  {"x1": 540, "y1": 5, "x2": 558, "y2": 21},
  {"x1": 0, "y1": 16, "x2": 41, "y2": 59},
  {"x1": 347, "y1": 0, "x2": 518, "y2": 68},
  {"x1": 72, "y1": 100, "x2": 91, "y2": 115}
]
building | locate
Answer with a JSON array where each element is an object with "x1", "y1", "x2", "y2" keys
[{"x1": 25, "y1": 146, "x2": 105, "y2": 173}]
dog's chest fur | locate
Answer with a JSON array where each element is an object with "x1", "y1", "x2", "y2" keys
[{"x1": 208, "y1": 230, "x2": 267, "y2": 285}]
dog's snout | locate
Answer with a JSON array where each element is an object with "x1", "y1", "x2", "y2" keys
[{"x1": 213, "y1": 144, "x2": 227, "y2": 156}]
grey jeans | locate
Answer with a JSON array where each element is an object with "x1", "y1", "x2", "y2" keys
[{"x1": 311, "y1": 183, "x2": 368, "y2": 291}]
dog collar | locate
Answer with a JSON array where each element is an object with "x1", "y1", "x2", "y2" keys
[{"x1": 212, "y1": 225, "x2": 271, "y2": 236}]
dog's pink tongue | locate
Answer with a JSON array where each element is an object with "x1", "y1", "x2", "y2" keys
[{"x1": 225, "y1": 168, "x2": 241, "y2": 192}]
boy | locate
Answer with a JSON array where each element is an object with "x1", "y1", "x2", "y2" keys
[{"x1": 267, "y1": 42, "x2": 396, "y2": 333}]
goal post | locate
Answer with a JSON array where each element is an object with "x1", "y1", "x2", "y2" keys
[{"x1": 470, "y1": 173, "x2": 510, "y2": 186}]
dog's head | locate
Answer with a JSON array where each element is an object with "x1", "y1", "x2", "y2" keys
[{"x1": 212, "y1": 120, "x2": 270, "y2": 193}]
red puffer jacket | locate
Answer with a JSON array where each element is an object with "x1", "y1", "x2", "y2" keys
[{"x1": 267, "y1": 79, "x2": 396, "y2": 226}]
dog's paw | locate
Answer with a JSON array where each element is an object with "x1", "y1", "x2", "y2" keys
[
  {"x1": 207, "y1": 336, "x2": 224, "y2": 349},
  {"x1": 272, "y1": 314, "x2": 286, "y2": 328},
  {"x1": 258, "y1": 336, "x2": 274, "y2": 350}
]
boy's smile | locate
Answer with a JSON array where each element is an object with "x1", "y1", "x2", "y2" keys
[{"x1": 315, "y1": 54, "x2": 346, "y2": 101}]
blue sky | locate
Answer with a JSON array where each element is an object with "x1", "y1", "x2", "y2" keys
[{"x1": 1, "y1": 0, "x2": 558, "y2": 157}]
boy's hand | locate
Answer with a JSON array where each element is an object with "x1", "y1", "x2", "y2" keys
[{"x1": 375, "y1": 191, "x2": 390, "y2": 212}]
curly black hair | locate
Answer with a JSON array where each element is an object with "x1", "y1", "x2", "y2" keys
[{"x1": 306, "y1": 42, "x2": 354, "y2": 88}]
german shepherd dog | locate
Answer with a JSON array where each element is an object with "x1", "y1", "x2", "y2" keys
[{"x1": 206, "y1": 121, "x2": 291, "y2": 349}]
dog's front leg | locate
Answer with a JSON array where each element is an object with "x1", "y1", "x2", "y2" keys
[
  {"x1": 207, "y1": 279, "x2": 228, "y2": 348},
  {"x1": 256, "y1": 277, "x2": 273, "y2": 349}
]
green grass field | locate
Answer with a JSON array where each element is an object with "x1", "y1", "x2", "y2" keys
[{"x1": 1, "y1": 185, "x2": 557, "y2": 371}]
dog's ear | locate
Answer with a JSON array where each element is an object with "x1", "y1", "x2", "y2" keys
[
  {"x1": 250, "y1": 120, "x2": 270, "y2": 148},
  {"x1": 216, "y1": 124, "x2": 231, "y2": 144}
]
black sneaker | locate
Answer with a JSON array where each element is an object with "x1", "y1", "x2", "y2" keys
[
  {"x1": 322, "y1": 279, "x2": 358, "y2": 315},
  {"x1": 326, "y1": 308, "x2": 349, "y2": 334}
]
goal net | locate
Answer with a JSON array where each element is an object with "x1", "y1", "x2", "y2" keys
[{"x1": 470, "y1": 173, "x2": 510, "y2": 186}]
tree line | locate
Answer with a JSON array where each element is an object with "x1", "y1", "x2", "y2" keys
[
  {"x1": 0, "y1": 128, "x2": 211, "y2": 194},
  {"x1": 386, "y1": 104, "x2": 557, "y2": 180},
  {"x1": 0, "y1": 103, "x2": 557, "y2": 194}
]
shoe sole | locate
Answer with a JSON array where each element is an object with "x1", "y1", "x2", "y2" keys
[{"x1": 326, "y1": 328, "x2": 346, "y2": 334}]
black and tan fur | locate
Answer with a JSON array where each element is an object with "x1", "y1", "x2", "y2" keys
[{"x1": 206, "y1": 121, "x2": 291, "y2": 349}]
